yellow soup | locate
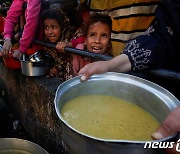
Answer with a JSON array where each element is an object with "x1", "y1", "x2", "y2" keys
[{"x1": 61, "y1": 95, "x2": 160, "y2": 141}]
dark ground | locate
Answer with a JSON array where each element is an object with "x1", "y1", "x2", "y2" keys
[{"x1": 0, "y1": 78, "x2": 33, "y2": 141}]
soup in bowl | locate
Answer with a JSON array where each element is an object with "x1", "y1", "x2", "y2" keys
[{"x1": 54, "y1": 72, "x2": 180, "y2": 154}]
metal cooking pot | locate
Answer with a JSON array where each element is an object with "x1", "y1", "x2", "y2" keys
[
  {"x1": 20, "y1": 52, "x2": 51, "y2": 76},
  {"x1": 0, "y1": 138, "x2": 49, "y2": 154},
  {"x1": 20, "y1": 60, "x2": 50, "y2": 76},
  {"x1": 54, "y1": 72, "x2": 180, "y2": 154}
]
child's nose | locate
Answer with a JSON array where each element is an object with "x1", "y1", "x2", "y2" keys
[
  {"x1": 47, "y1": 28, "x2": 52, "y2": 34},
  {"x1": 95, "y1": 36, "x2": 101, "y2": 43}
]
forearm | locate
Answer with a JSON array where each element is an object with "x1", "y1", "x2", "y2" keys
[
  {"x1": 3, "y1": 0, "x2": 24, "y2": 39},
  {"x1": 19, "y1": 0, "x2": 41, "y2": 52},
  {"x1": 78, "y1": 54, "x2": 132, "y2": 81},
  {"x1": 107, "y1": 54, "x2": 131, "y2": 73}
]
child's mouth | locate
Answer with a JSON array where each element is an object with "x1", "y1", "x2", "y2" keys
[{"x1": 91, "y1": 46, "x2": 102, "y2": 53}]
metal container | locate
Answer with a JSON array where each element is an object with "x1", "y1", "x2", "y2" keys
[
  {"x1": 28, "y1": 51, "x2": 43, "y2": 62},
  {"x1": 0, "y1": 138, "x2": 49, "y2": 154},
  {"x1": 20, "y1": 60, "x2": 50, "y2": 76},
  {"x1": 54, "y1": 72, "x2": 180, "y2": 154},
  {"x1": 20, "y1": 52, "x2": 51, "y2": 76}
]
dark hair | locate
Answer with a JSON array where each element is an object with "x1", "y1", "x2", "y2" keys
[
  {"x1": 85, "y1": 13, "x2": 112, "y2": 35},
  {"x1": 41, "y1": 9, "x2": 66, "y2": 31}
]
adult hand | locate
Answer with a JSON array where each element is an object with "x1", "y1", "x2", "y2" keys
[
  {"x1": 78, "y1": 61, "x2": 111, "y2": 81},
  {"x1": 152, "y1": 107, "x2": 180, "y2": 139},
  {"x1": 2, "y1": 39, "x2": 12, "y2": 57},
  {"x1": 12, "y1": 49, "x2": 23, "y2": 59},
  {"x1": 151, "y1": 107, "x2": 180, "y2": 154}
]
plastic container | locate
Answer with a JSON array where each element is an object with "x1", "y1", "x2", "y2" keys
[
  {"x1": 3, "y1": 53, "x2": 21, "y2": 69},
  {"x1": 0, "y1": 16, "x2": 5, "y2": 33}
]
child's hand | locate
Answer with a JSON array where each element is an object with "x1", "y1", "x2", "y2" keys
[
  {"x1": 2, "y1": 39, "x2": 12, "y2": 57},
  {"x1": 56, "y1": 41, "x2": 66, "y2": 52},
  {"x1": 12, "y1": 49, "x2": 23, "y2": 59},
  {"x1": 56, "y1": 41, "x2": 71, "y2": 53}
]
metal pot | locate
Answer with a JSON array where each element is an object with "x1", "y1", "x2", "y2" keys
[
  {"x1": 54, "y1": 72, "x2": 180, "y2": 154},
  {"x1": 20, "y1": 53, "x2": 51, "y2": 76},
  {"x1": 20, "y1": 60, "x2": 50, "y2": 76},
  {"x1": 0, "y1": 138, "x2": 49, "y2": 154}
]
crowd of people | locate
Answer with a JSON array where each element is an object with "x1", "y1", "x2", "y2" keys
[{"x1": 0, "y1": 0, "x2": 179, "y2": 153}]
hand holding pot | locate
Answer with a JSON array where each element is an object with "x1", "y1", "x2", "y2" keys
[
  {"x1": 78, "y1": 61, "x2": 111, "y2": 81},
  {"x1": 2, "y1": 39, "x2": 12, "y2": 57},
  {"x1": 12, "y1": 49, "x2": 23, "y2": 59},
  {"x1": 152, "y1": 107, "x2": 180, "y2": 154},
  {"x1": 78, "y1": 54, "x2": 131, "y2": 81},
  {"x1": 152, "y1": 107, "x2": 180, "y2": 139}
]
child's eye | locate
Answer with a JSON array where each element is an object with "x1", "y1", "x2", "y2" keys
[
  {"x1": 52, "y1": 25, "x2": 56, "y2": 29},
  {"x1": 102, "y1": 34, "x2": 108, "y2": 38},
  {"x1": 89, "y1": 33, "x2": 95, "y2": 37},
  {"x1": 44, "y1": 26, "x2": 49, "y2": 30}
]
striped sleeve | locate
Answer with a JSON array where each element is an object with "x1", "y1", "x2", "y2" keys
[{"x1": 90, "y1": 0, "x2": 160, "y2": 56}]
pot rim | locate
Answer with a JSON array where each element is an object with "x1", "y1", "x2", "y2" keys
[
  {"x1": 0, "y1": 138, "x2": 49, "y2": 153},
  {"x1": 20, "y1": 60, "x2": 47, "y2": 64},
  {"x1": 54, "y1": 72, "x2": 180, "y2": 144}
]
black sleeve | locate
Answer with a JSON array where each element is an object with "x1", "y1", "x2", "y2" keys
[{"x1": 123, "y1": 0, "x2": 180, "y2": 71}]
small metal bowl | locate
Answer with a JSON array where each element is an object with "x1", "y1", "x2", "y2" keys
[
  {"x1": 28, "y1": 51, "x2": 43, "y2": 62},
  {"x1": 20, "y1": 52, "x2": 52, "y2": 76}
]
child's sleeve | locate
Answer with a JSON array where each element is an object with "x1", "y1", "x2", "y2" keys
[
  {"x1": 19, "y1": 0, "x2": 41, "y2": 53},
  {"x1": 3, "y1": 0, "x2": 24, "y2": 39},
  {"x1": 71, "y1": 36, "x2": 86, "y2": 48}
]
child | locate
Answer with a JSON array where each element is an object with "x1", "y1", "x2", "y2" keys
[
  {"x1": 78, "y1": 0, "x2": 180, "y2": 82},
  {"x1": 56, "y1": 13, "x2": 112, "y2": 76},
  {"x1": 41, "y1": 9, "x2": 74, "y2": 81}
]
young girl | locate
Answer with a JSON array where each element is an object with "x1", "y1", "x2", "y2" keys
[
  {"x1": 56, "y1": 13, "x2": 112, "y2": 76},
  {"x1": 78, "y1": 0, "x2": 180, "y2": 82},
  {"x1": 41, "y1": 9, "x2": 74, "y2": 81}
]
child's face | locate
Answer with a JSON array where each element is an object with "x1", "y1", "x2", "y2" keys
[
  {"x1": 85, "y1": 22, "x2": 111, "y2": 54},
  {"x1": 44, "y1": 19, "x2": 61, "y2": 43}
]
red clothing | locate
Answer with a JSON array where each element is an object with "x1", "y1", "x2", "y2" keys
[
  {"x1": 3, "y1": 0, "x2": 41, "y2": 53},
  {"x1": 71, "y1": 36, "x2": 86, "y2": 48},
  {"x1": 73, "y1": 43, "x2": 92, "y2": 75}
]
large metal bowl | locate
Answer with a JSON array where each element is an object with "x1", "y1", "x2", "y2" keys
[
  {"x1": 0, "y1": 138, "x2": 49, "y2": 154},
  {"x1": 54, "y1": 72, "x2": 180, "y2": 154}
]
